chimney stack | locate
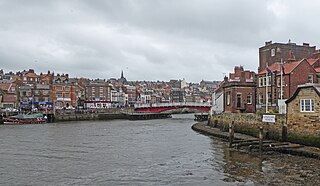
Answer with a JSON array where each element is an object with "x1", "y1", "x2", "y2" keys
[{"x1": 265, "y1": 41, "x2": 272, "y2": 46}]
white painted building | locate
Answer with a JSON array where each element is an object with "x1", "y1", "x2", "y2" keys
[{"x1": 211, "y1": 91, "x2": 224, "y2": 114}]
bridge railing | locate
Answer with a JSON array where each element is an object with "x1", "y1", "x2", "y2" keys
[{"x1": 134, "y1": 102, "x2": 212, "y2": 108}]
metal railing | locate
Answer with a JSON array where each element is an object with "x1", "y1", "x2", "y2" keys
[{"x1": 134, "y1": 102, "x2": 212, "y2": 108}]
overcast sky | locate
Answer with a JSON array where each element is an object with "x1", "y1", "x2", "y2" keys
[{"x1": 1, "y1": 0, "x2": 320, "y2": 82}]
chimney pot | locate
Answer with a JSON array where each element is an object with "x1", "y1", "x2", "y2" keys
[{"x1": 265, "y1": 41, "x2": 272, "y2": 46}]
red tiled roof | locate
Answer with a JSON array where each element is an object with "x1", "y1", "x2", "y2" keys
[
  {"x1": 315, "y1": 67, "x2": 320, "y2": 73},
  {"x1": 25, "y1": 72, "x2": 38, "y2": 78},
  {"x1": 0, "y1": 83, "x2": 17, "y2": 91},
  {"x1": 307, "y1": 58, "x2": 319, "y2": 66},
  {"x1": 258, "y1": 60, "x2": 302, "y2": 75}
]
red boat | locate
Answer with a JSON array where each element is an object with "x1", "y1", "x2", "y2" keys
[{"x1": 3, "y1": 113, "x2": 47, "y2": 125}]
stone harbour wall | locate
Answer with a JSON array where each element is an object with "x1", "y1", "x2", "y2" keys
[
  {"x1": 210, "y1": 113, "x2": 320, "y2": 147},
  {"x1": 55, "y1": 113, "x2": 99, "y2": 122},
  {"x1": 209, "y1": 113, "x2": 286, "y2": 141}
]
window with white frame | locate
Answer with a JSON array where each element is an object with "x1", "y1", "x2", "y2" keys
[
  {"x1": 271, "y1": 48, "x2": 275, "y2": 56},
  {"x1": 259, "y1": 78, "x2": 263, "y2": 87},
  {"x1": 226, "y1": 92, "x2": 230, "y2": 105},
  {"x1": 259, "y1": 94, "x2": 263, "y2": 104},
  {"x1": 260, "y1": 76, "x2": 271, "y2": 87},
  {"x1": 300, "y1": 99, "x2": 314, "y2": 112},
  {"x1": 277, "y1": 77, "x2": 284, "y2": 87},
  {"x1": 247, "y1": 94, "x2": 252, "y2": 104},
  {"x1": 267, "y1": 76, "x2": 271, "y2": 86}
]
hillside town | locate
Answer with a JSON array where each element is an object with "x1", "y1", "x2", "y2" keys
[
  {"x1": 1, "y1": 40, "x2": 320, "y2": 116},
  {"x1": 0, "y1": 68, "x2": 219, "y2": 111}
]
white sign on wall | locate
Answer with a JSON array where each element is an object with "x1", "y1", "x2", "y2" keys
[{"x1": 262, "y1": 115, "x2": 276, "y2": 123}]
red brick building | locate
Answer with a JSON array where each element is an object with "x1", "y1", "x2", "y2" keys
[
  {"x1": 0, "y1": 80, "x2": 18, "y2": 108},
  {"x1": 259, "y1": 41, "x2": 315, "y2": 72},
  {"x1": 52, "y1": 74, "x2": 77, "y2": 108},
  {"x1": 223, "y1": 66, "x2": 256, "y2": 113},
  {"x1": 20, "y1": 69, "x2": 40, "y2": 85},
  {"x1": 39, "y1": 71, "x2": 54, "y2": 85},
  {"x1": 256, "y1": 58, "x2": 317, "y2": 111},
  {"x1": 84, "y1": 82, "x2": 112, "y2": 108}
]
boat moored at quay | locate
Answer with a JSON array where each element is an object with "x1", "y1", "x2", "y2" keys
[{"x1": 1, "y1": 113, "x2": 47, "y2": 125}]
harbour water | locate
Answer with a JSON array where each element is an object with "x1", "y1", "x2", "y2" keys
[{"x1": 0, "y1": 114, "x2": 319, "y2": 185}]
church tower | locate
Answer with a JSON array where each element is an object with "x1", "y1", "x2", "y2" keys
[
  {"x1": 118, "y1": 70, "x2": 127, "y2": 83},
  {"x1": 121, "y1": 70, "x2": 124, "y2": 79}
]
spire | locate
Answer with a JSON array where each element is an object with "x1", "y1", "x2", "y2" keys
[
  {"x1": 121, "y1": 70, "x2": 124, "y2": 79},
  {"x1": 118, "y1": 70, "x2": 127, "y2": 83}
]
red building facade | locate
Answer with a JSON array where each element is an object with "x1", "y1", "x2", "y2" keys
[
  {"x1": 256, "y1": 59, "x2": 317, "y2": 111},
  {"x1": 223, "y1": 66, "x2": 256, "y2": 113}
]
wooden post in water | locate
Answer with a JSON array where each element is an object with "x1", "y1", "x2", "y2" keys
[
  {"x1": 259, "y1": 126, "x2": 264, "y2": 155},
  {"x1": 229, "y1": 121, "x2": 234, "y2": 148},
  {"x1": 281, "y1": 121, "x2": 287, "y2": 142}
]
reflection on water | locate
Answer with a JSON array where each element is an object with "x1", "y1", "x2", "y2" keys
[
  {"x1": 223, "y1": 147, "x2": 264, "y2": 183},
  {"x1": 0, "y1": 114, "x2": 319, "y2": 185},
  {"x1": 220, "y1": 139, "x2": 320, "y2": 185}
]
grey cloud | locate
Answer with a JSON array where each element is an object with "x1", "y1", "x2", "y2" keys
[{"x1": 1, "y1": 0, "x2": 320, "y2": 82}]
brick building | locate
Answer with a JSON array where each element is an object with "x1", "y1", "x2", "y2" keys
[
  {"x1": 39, "y1": 71, "x2": 54, "y2": 85},
  {"x1": 259, "y1": 41, "x2": 315, "y2": 72},
  {"x1": 123, "y1": 85, "x2": 136, "y2": 106},
  {"x1": 34, "y1": 85, "x2": 52, "y2": 103},
  {"x1": 85, "y1": 82, "x2": 112, "y2": 108},
  {"x1": 223, "y1": 66, "x2": 256, "y2": 113},
  {"x1": 170, "y1": 88, "x2": 185, "y2": 103},
  {"x1": 20, "y1": 69, "x2": 40, "y2": 85},
  {"x1": 0, "y1": 80, "x2": 18, "y2": 108},
  {"x1": 256, "y1": 59, "x2": 317, "y2": 112},
  {"x1": 52, "y1": 74, "x2": 76, "y2": 108}
]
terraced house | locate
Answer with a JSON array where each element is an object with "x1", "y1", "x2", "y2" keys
[{"x1": 52, "y1": 74, "x2": 76, "y2": 108}]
